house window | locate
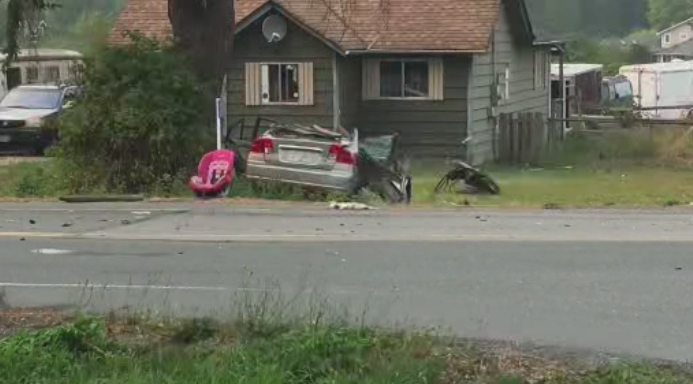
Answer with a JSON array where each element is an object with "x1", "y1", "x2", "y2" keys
[
  {"x1": 379, "y1": 61, "x2": 429, "y2": 98},
  {"x1": 262, "y1": 63, "x2": 299, "y2": 103},
  {"x1": 25, "y1": 66, "x2": 39, "y2": 84},
  {"x1": 681, "y1": 32, "x2": 689, "y2": 41},
  {"x1": 534, "y1": 51, "x2": 547, "y2": 90},
  {"x1": 244, "y1": 62, "x2": 314, "y2": 106},
  {"x1": 45, "y1": 66, "x2": 60, "y2": 83},
  {"x1": 664, "y1": 33, "x2": 672, "y2": 45},
  {"x1": 362, "y1": 58, "x2": 444, "y2": 100}
]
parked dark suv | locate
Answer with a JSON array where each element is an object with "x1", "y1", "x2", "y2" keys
[{"x1": 0, "y1": 85, "x2": 81, "y2": 154}]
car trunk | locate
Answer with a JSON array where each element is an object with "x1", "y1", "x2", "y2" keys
[
  {"x1": 266, "y1": 135, "x2": 341, "y2": 171},
  {"x1": 260, "y1": 124, "x2": 355, "y2": 171}
]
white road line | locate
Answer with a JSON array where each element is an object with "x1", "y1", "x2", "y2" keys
[
  {"x1": 0, "y1": 282, "x2": 267, "y2": 292},
  {"x1": 0, "y1": 282, "x2": 356, "y2": 295},
  {"x1": 0, "y1": 232, "x2": 69, "y2": 238}
]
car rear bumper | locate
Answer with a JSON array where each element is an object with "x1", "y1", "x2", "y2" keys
[
  {"x1": 0, "y1": 128, "x2": 43, "y2": 151},
  {"x1": 246, "y1": 162, "x2": 356, "y2": 192}
]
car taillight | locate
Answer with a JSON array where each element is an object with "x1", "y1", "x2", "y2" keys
[
  {"x1": 329, "y1": 144, "x2": 356, "y2": 165},
  {"x1": 250, "y1": 138, "x2": 274, "y2": 154}
]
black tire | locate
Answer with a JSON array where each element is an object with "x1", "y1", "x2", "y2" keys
[
  {"x1": 373, "y1": 180, "x2": 405, "y2": 204},
  {"x1": 477, "y1": 175, "x2": 501, "y2": 195}
]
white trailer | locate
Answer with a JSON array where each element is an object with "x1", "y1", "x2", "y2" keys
[
  {"x1": 620, "y1": 60, "x2": 693, "y2": 119},
  {"x1": 0, "y1": 49, "x2": 83, "y2": 100}
]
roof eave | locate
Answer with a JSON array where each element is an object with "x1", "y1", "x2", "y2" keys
[
  {"x1": 344, "y1": 49, "x2": 487, "y2": 55},
  {"x1": 657, "y1": 17, "x2": 693, "y2": 35},
  {"x1": 234, "y1": 0, "x2": 347, "y2": 56}
]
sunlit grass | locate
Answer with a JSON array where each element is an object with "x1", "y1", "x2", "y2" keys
[{"x1": 413, "y1": 166, "x2": 693, "y2": 208}]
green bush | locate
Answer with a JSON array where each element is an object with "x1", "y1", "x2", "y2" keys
[{"x1": 57, "y1": 33, "x2": 213, "y2": 194}]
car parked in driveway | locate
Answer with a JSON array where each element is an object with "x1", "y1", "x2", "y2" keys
[{"x1": 0, "y1": 84, "x2": 81, "y2": 154}]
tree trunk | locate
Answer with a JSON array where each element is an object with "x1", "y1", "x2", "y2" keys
[{"x1": 168, "y1": 0, "x2": 234, "y2": 93}]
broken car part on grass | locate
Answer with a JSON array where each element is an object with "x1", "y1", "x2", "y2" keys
[
  {"x1": 232, "y1": 118, "x2": 412, "y2": 204},
  {"x1": 435, "y1": 160, "x2": 500, "y2": 195}
]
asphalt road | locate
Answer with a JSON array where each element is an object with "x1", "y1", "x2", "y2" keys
[{"x1": 1, "y1": 202, "x2": 693, "y2": 361}]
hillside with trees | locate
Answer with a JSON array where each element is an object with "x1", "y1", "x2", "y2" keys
[
  {"x1": 527, "y1": 0, "x2": 693, "y2": 40},
  {"x1": 1, "y1": 0, "x2": 126, "y2": 54},
  {"x1": 2, "y1": 0, "x2": 693, "y2": 53}
]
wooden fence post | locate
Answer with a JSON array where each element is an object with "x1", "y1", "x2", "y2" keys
[{"x1": 512, "y1": 113, "x2": 521, "y2": 164}]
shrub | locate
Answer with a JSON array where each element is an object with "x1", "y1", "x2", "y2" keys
[{"x1": 57, "y1": 33, "x2": 214, "y2": 194}]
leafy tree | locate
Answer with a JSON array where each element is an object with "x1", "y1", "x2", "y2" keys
[
  {"x1": 647, "y1": 0, "x2": 693, "y2": 31},
  {"x1": 526, "y1": 0, "x2": 649, "y2": 39},
  {"x1": 57, "y1": 34, "x2": 213, "y2": 194},
  {"x1": 3, "y1": 0, "x2": 234, "y2": 91}
]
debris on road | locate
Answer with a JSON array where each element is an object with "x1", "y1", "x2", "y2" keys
[
  {"x1": 434, "y1": 160, "x2": 500, "y2": 195},
  {"x1": 59, "y1": 195, "x2": 145, "y2": 203},
  {"x1": 329, "y1": 201, "x2": 375, "y2": 211},
  {"x1": 31, "y1": 249, "x2": 73, "y2": 255},
  {"x1": 544, "y1": 203, "x2": 562, "y2": 210},
  {"x1": 61, "y1": 222, "x2": 73, "y2": 228},
  {"x1": 29, "y1": 219, "x2": 36, "y2": 225}
]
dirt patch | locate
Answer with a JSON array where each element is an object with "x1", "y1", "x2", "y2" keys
[
  {"x1": 0, "y1": 157, "x2": 48, "y2": 167},
  {"x1": 0, "y1": 308, "x2": 72, "y2": 339}
]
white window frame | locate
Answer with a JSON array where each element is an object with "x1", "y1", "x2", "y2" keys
[
  {"x1": 664, "y1": 33, "x2": 672, "y2": 45},
  {"x1": 681, "y1": 32, "x2": 689, "y2": 41},
  {"x1": 377, "y1": 59, "x2": 431, "y2": 100},
  {"x1": 260, "y1": 62, "x2": 301, "y2": 106}
]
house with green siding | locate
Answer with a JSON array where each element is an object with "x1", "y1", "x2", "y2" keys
[{"x1": 111, "y1": 0, "x2": 553, "y2": 163}]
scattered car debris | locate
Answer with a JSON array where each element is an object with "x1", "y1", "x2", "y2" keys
[
  {"x1": 544, "y1": 203, "x2": 562, "y2": 210},
  {"x1": 329, "y1": 201, "x2": 375, "y2": 211},
  {"x1": 434, "y1": 161, "x2": 500, "y2": 195},
  {"x1": 31, "y1": 249, "x2": 73, "y2": 255},
  {"x1": 59, "y1": 195, "x2": 145, "y2": 203}
]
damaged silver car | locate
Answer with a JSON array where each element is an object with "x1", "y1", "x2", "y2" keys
[{"x1": 240, "y1": 119, "x2": 411, "y2": 203}]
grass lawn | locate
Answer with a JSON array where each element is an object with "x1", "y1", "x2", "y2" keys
[
  {"x1": 413, "y1": 166, "x2": 693, "y2": 208},
  {"x1": 3, "y1": 127, "x2": 693, "y2": 208},
  {"x1": 1, "y1": 313, "x2": 691, "y2": 384}
]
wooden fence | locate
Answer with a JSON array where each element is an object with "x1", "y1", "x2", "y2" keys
[{"x1": 498, "y1": 112, "x2": 560, "y2": 164}]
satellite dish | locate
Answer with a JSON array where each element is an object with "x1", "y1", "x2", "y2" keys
[{"x1": 262, "y1": 15, "x2": 288, "y2": 43}]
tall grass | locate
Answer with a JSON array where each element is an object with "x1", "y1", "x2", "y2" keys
[{"x1": 1, "y1": 313, "x2": 691, "y2": 384}]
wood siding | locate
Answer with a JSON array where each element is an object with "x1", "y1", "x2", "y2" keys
[
  {"x1": 468, "y1": 0, "x2": 550, "y2": 164},
  {"x1": 337, "y1": 56, "x2": 361, "y2": 130},
  {"x1": 349, "y1": 55, "x2": 470, "y2": 158},
  {"x1": 227, "y1": 16, "x2": 334, "y2": 132}
]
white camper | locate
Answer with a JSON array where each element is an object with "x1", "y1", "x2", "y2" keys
[
  {"x1": 0, "y1": 49, "x2": 83, "y2": 101},
  {"x1": 620, "y1": 61, "x2": 693, "y2": 119}
]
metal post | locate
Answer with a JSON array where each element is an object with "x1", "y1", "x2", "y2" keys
[
  {"x1": 215, "y1": 98, "x2": 222, "y2": 150},
  {"x1": 558, "y1": 51, "x2": 566, "y2": 138}
]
